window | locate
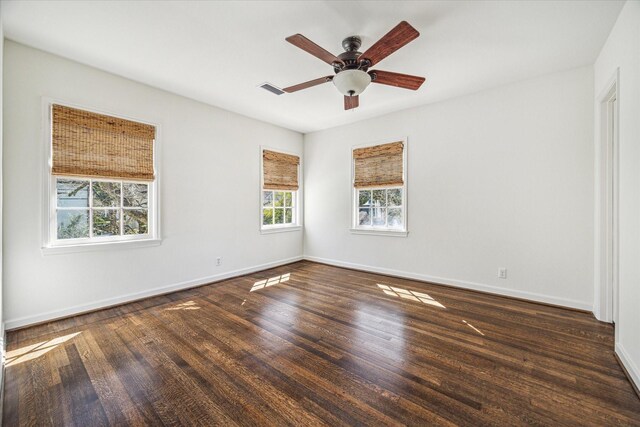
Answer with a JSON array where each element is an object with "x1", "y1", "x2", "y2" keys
[
  {"x1": 357, "y1": 188, "x2": 404, "y2": 228},
  {"x1": 352, "y1": 140, "x2": 407, "y2": 235},
  {"x1": 55, "y1": 178, "x2": 150, "y2": 241},
  {"x1": 261, "y1": 148, "x2": 300, "y2": 231},
  {"x1": 45, "y1": 103, "x2": 158, "y2": 249},
  {"x1": 262, "y1": 190, "x2": 296, "y2": 226}
]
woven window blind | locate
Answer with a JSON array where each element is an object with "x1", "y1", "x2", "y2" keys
[
  {"x1": 51, "y1": 104, "x2": 156, "y2": 181},
  {"x1": 263, "y1": 150, "x2": 300, "y2": 191},
  {"x1": 353, "y1": 141, "x2": 404, "y2": 188}
]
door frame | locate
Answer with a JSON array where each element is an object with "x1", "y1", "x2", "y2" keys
[{"x1": 594, "y1": 68, "x2": 619, "y2": 327}]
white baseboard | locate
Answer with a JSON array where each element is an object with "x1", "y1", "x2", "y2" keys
[
  {"x1": 303, "y1": 255, "x2": 593, "y2": 312},
  {"x1": 4, "y1": 256, "x2": 303, "y2": 330},
  {"x1": 616, "y1": 342, "x2": 640, "y2": 395}
]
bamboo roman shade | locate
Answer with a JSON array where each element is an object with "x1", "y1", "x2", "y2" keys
[
  {"x1": 353, "y1": 141, "x2": 404, "y2": 188},
  {"x1": 51, "y1": 104, "x2": 156, "y2": 181},
  {"x1": 263, "y1": 149, "x2": 300, "y2": 191}
]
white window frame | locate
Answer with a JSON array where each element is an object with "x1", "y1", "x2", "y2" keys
[
  {"x1": 350, "y1": 138, "x2": 408, "y2": 237},
  {"x1": 259, "y1": 146, "x2": 302, "y2": 234},
  {"x1": 42, "y1": 98, "x2": 161, "y2": 254}
]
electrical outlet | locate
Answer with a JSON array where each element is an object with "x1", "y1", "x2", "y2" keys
[
  {"x1": 498, "y1": 268, "x2": 507, "y2": 279},
  {"x1": 216, "y1": 257, "x2": 222, "y2": 266}
]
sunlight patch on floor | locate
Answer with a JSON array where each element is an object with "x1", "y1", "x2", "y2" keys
[
  {"x1": 463, "y1": 320, "x2": 485, "y2": 336},
  {"x1": 251, "y1": 273, "x2": 290, "y2": 292},
  {"x1": 377, "y1": 284, "x2": 446, "y2": 308},
  {"x1": 5, "y1": 332, "x2": 81, "y2": 367},
  {"x1": 166, "y1": 300, "x2": 200, "y2": 311}
]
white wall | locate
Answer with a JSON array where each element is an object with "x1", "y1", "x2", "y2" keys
[
  {"x1": 304, "y1": 66, "x2": 595, "y2": 310},
  {"x1": 3, "y1": 41, "x2": 303, "y2": 328},
  {"x1": 1, "y1": 0, "x2": 5, "y2": 369},
  {"x1": 594, "y1": 0, "x2": 640, "y2": 391}
]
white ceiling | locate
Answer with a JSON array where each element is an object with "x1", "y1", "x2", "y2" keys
[{"x1": 1, "y1": 0, "x2": 624, "y2": 133}]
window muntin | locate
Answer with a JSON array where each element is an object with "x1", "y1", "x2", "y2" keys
[
  {"x1": 54, "y1": 177, "x2": 150, "y2": 243},
  {"x1": 262, "y1": 190, "x2": 296, "y2": 227},
  {"x1": 357, "y1": 187, "x2": 404, "y2": 229}
]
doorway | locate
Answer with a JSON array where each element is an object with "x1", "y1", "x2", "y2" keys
[{"x1": 596, "y1": 71, "x2": 619, "y2": 326}]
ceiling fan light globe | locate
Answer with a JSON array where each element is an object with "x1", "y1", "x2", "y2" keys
[{"x1": 333, "y1": 70, "x2": 371, "y2": 96}]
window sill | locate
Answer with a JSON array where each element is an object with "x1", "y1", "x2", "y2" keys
[
  {"x1": 350, "y1": 228, "x2": 408, "y2": 237},
  {"x1": 42, "y1": 238, "x2": 162, "y2": 255},
  {"x1": 260, "y1": 225, "x2": 302, "y2": 235}
]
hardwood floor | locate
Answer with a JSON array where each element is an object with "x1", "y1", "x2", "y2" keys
[{"x1": 3, "y1": 260, "x2": 640, "y2": 426}]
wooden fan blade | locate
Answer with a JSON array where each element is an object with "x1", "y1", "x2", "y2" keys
[
  {"x1": 283, "y1": 76, "x2": 333, "y2": 93},
  {"x1": 359, "y1": 21, "x2": 419, "y2": 66},
  {"x1": 369, "y1": 70, "x2": 425, "y2": 90},
  {"x1": 286, "y1": 34, "x2": 344, "y2": 66},
  {"x1": 344, "y1": 95, "x2": 359, "y2": 110}
]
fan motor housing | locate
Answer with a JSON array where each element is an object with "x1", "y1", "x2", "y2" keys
[
  {"x1": 342, "y1": 36, "x2": 361, "y2": 52},
  {"x1": 335, "y1": 36, "x2": 369, "y2": 73}
]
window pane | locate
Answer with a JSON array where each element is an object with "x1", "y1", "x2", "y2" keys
[
  {"x1": 263, "y1": 191, "x2": 273, "y2": 207},
  {"x1": 358, "y1": 190, "x2": 371, "y2": 207},
  {"x1": 388, "y1": 208, "x2": 403, "y2": 228},
  {"x1": 372, "y1": 190, "x2": 386, "y2": 207},
  {"x1": 93, "y1": 181, "x2": 121, "y2": 207},
  {"x1": 263, "y1": 208, "x2": 273, "y2": 225},
  {"x1": 57, "y1": 210, "x2": 89, "y2": 239},
  {"x1": 123, "y1": 183, "x2": 148, "y2": 208},
  {"x1": 57, "y1": 179, "x2": 89, "y2": 207},
  {"x1": 124, "y1": 209, "x2": 148, "y2": 235},
  {"x1": 372, "y1": 207, "x2": 386, "y2": 226},
  {"x1": 387, "y1": 188, "x2": 402, "y2": 207},
  {"x1": 285, "y1": 192, "x2": 293, "y2": 207},
  {"x1": 274, "y1": 192, "x2": 285, "y2": 207},
  {"x1": 93, "y1": 209, "x2": 120, "y2": 236},
  {"x1": 285, "y1": 208, "x2": 293, "y2": 223},
  {"x1": 275, "y1": 208, "x2": 284, "y2": 224},
  {"x1": 358, "y1": 208, "x2": 371, "y2": 225}
]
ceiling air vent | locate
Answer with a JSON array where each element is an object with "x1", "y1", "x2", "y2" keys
[{"x1": 259, "y1": 83, "x2": 285, "y2": 95}]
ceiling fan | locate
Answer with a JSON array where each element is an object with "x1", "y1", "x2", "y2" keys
[{"x1": 282, "y1": 21, "x2": 426, "y2": 110}]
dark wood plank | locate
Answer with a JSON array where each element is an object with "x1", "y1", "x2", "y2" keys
[
  {"x1": 59, "y1": 345, "x2": 110, "y2": 426},
  {"x1": 4, "y1": 261, "x2": 640, "y2": 426}
]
